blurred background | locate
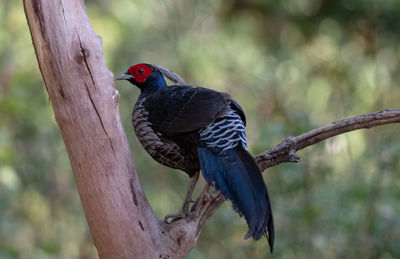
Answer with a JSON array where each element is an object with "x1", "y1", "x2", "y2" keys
[{"x1": 1, "y1": 0, "x2": 400, "y2": 258}]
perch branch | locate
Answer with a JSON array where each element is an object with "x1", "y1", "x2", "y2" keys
[{"x1": 171, "y1": 108, "x2": 400, "y2": 245}]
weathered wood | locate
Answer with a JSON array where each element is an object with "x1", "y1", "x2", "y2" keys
[
  {"x1": 255, "y1": 109, "x2": 400, "y2": 171},
  {"x1": 23, "y1": 0, "x2": 162, "y2": 258}
]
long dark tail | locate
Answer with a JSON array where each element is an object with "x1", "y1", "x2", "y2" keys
[{"x1": 198, "y1": 146, "x2": 274, "y2": 252}]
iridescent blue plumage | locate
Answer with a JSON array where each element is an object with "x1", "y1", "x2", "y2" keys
[{"x1": 198, "y1": 108, "x2": 274, "y2": 247}]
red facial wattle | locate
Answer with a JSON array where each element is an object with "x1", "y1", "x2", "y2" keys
[{"x1": 128, "y1": 64, "x2": 154, "y2": 83}]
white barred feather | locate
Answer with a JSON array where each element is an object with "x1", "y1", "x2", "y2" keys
[{"x1": 200, "y1": 109, "x2": 247, "y2": 152}]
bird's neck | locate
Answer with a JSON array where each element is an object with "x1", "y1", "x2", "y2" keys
[{"x1": 138, "y1": 76, "x2": 167, "y2": 100}]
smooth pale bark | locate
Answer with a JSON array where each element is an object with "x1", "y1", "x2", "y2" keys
[{"x1": 23, "y1": 0, "x2": 165, "y2": 258}]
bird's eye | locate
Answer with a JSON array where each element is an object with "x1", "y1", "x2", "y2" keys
[{"x1": 138, "y1": 68, "x2": 145, "y2": 74}]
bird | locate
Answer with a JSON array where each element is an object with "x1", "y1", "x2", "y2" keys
[{"x1": 117, "y1": 63, "x2": 274, "y2": 252}]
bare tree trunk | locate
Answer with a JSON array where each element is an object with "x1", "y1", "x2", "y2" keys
[
  {"x1": 23, "y1": 0, "x2": 164, "y2": 258},
  {"x1": 24, "y1": 0, "x2": 400, "y2": 258}
]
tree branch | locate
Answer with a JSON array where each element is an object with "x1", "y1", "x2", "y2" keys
[
  {"x1": 255, "y1": 109, "x2": 400, "y2": 171},
  {"x1": 171, "y1": 109, "x2": 400, "y2": 248}
]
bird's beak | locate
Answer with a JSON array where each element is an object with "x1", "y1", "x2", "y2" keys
[{"x1": 116, "y1": 72, "x2": 134, "y2": 80}]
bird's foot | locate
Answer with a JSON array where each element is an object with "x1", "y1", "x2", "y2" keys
[
  {"x1": 164, "y1": 171, "x2": 199, "y2": 224},
  {"x1": 163, "y1": 212, "x2": 185, "y2": 223},
  {"x1": 164, "y1": 200, "x2": 192, "y2": 223}
]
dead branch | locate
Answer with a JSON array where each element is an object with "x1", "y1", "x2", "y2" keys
[{"x1": 255, "y1": 109, "x2": 400, "y2": 171}]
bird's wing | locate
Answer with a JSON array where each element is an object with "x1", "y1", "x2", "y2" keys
[
  {"x1": 229, "y1": 99, "x2": 246, "y2": 126},
  {"x1": 143, "y1": 85, "x2": 229, "y2": 136}
]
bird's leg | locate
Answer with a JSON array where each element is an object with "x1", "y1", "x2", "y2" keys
[{"x1": 164, "y1": 171, "x2": 200, "y2": 223}]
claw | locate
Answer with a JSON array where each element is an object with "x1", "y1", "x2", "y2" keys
[{"x1": 164, "y1": 205, "x2": 189, "y2": 223}]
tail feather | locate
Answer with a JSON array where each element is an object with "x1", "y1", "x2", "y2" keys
[{"x1": 198, "y1": 146, "x2": 274, "y2": 252}]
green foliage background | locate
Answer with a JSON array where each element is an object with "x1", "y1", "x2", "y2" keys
[{"x1": 1, "y1": 0, "x2": 400, "y2": 258}]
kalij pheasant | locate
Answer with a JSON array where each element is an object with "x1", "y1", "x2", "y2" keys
[{"x1": 117, "y1": 63, "x2": 274, "y2": 251}]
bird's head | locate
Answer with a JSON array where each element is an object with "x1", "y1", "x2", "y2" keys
[
  {"x1": 117, "y1": 63, "x2": 162, "y2": 90},
  {"x1": 117, "y1": 63, "x2": 185, "y2": 94}
]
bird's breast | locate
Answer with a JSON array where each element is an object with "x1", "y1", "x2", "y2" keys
[{"x1": 132, "y1": 101, "x2": 188, "y2": 172}]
